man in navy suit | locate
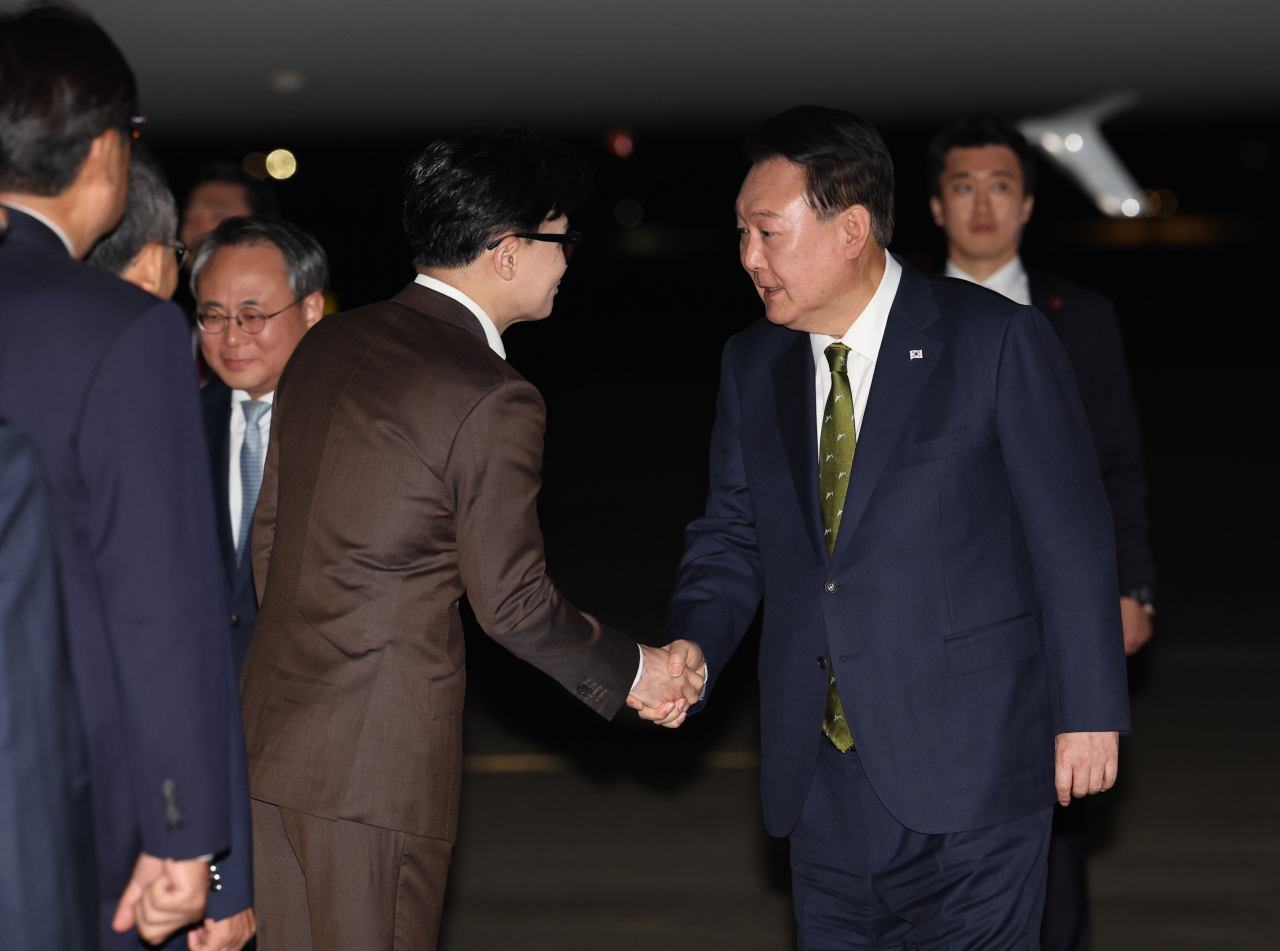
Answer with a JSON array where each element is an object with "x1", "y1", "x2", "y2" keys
[
  {"x1": 662, "y1": 107, "x2": 1130, "y2": 948},
  {"x1": 0, "y1": 9, "x2": 251, "y2": 949},
  {"x1": 927, "y1": 115, "x2": 1155, "y2": 951},
  {"x1": 0, "y1": 417, "x2": 97, "y2": 951},
  {"x1": 192, "y1": 217, "x2": 327, "y2": 676}
]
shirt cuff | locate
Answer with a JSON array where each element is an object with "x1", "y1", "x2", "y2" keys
[{"x1": 631, "y1": 645, "x2": 644, "y2": 691}]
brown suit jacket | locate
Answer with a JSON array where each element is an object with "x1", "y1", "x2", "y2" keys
[{"x1": 240, "y1": 282, "x2": 638, "y2": 840}]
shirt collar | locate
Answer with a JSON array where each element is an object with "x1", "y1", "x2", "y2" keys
[
  {"x1": 809, "y1": 253, "x2": 902, "y2": 364},
  {"x1": 945, "y1": 255, "x2": 1030, "y2": 306},
  {"x1": 0, "y1": 201, "x2": 77, "y2": 257},
  {"x1": 231, "y1": 389, "x2": 275, "y2": 407},
  {"x1": 413, "y1": 273, "x2": 506, "y2": 360}
]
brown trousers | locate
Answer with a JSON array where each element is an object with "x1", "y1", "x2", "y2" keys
[{"x1": 252, "y1": 799, "x2": 453, "y2": 951}]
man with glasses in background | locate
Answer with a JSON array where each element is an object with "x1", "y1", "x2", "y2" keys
[
  {"x1": 87, "y1": 147, "x2": 187, "y2": 299},
  {"x1": 192, "y1": 216, "x2": 328, "y2": 678}
]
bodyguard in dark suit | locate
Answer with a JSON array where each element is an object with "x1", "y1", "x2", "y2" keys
[
  {"x1": 0, "y1": 418, "x2": 97, "y2": 951},
  {"x1": 191, "y1": 217, "x2": 329, "y2": 677},
  {"x1": 0, "y1": 9, "x2": 250, "y2": 948},
  {"x1": 662, "y1": 107, "x2": 1130, "y2": 948},
  {"x1": 927, "y1": 115, "x2": 1155, "y2": 951}
]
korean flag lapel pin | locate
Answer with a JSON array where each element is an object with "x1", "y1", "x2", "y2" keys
[{"x1": 909, "y1": 349, "x2": 924, "y2": 361}]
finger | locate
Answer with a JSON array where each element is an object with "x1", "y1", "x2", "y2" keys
[
  {"x1": 1103, "y1": 751, "x2": 1119, "y2": 791},
  {"x1": 665, "y1": 640, "x2": 690, "y2": 677},
  {"x1": 1071, "y1": 760, "x2": 1091, "y2": 799},
  {"x1": 636, "y1": 700, "x2": 677, "y2": 722},
  {"x1": 112, "y1": 885, "x2": 141, "y2": 933},
  {"x1": 625, "y1": 695, "x2": 643, "y2": 711},
  {"x1": 1054, "y1": 753, "x2": 1072, "y2": 807},
  {"x1": 660, "y1": 710, "x2": 688, "y2": 729},
  {"x1": 188, "y1": 921, "x2": 213, "y2": 951}
]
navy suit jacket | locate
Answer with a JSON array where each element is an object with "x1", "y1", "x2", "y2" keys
[
  {"x1": 200, "y1": 379, "x2": 258, "y2": 676},
  {"x1": 0, "y1": 209, "x2": 251, "y2": 922},
  {"x1": 0, "y1": 420, "x2": 97, "y2": 951},
  {"x1": 1029, "y1": 270, "x2": 1153, "y2": 596},
  {"x1": 667, "y1": 260, "x2": 1131, "y2": 836}
]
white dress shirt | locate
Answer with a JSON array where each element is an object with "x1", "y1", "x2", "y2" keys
[
  {"x1": 228, "y1": 389, "x2": 275, "y2": 551},
  {"x1": 0, "y1": 201, "x2": 76, "y2": 256},
  {"x1": 945, "y1": 255, "x2": 1031, "y2": 306},
  {"x1": 411, "y1": 274, "x2": 658, "y2": 692},
  {"x1": 414, "y1": 273, "x2": 506, "y2": 360},
  {"x1": 808, "y1": 254, "x2": 903, "y2": 455}
]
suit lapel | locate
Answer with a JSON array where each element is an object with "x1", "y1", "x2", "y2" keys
[
  {"x1": 831, "y1": 266, "x2": 945, "y2": 559},
  {"x1": 771, "y1": 332, "x2": 826, "y2": 561}
]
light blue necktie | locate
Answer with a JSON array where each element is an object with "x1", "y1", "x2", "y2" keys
[{"x1": 236, "y1": 400, "x2": 269, "y2": 568}]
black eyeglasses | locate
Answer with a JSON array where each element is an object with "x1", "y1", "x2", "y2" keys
[
  {"x1": 167, "y1": 239, "x2": 189, "y2": 269},
  {"x1": 485, "y1": 230, "x2": 583, "y2": 262},
  {"x1": 196, "y1": 298, "x2": 303, "y2": 335}
]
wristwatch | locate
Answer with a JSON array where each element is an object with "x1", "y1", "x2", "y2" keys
[{"x1": 1126, "y1": 585, "x2": 1156, "y2": 618}]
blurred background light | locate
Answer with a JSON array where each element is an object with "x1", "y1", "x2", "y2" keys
[
  {"x1": 1121, "y1": 197, "x2": 1141, "y2": 216},
  {"x1": 614, "y1": 199, "x2": 644, "y2": 228},
  {"x1": 1064, "y1": 133, "x2": 1084, "y2": 152},
  {"x1": 270, "y1": 69, "x2": 305, "y2": 94},
  {"x1": 265, "y1": 148, "x2": 297, "y2": 179},
  {"x1": 605, "y1": 128, "x2": 634, "y2": 158}
]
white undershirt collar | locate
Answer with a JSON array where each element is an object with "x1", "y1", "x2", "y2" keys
[{"x1": 945, "y1": 255, "x2": 1031, "y2": 306}]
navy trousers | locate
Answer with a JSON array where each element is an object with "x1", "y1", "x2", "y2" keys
[{"x1": 790, "y1": 742, "x2": 1053, "y2": 950}]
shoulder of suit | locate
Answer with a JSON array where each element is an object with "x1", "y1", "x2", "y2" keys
[
  {"x1": 1025, "y1": 268, "x2": 1115, "y2": 318},
  {"x1": 284, "y1": 295, "x2": 525, "y2": 395},
  {"x1": 0, "y1": 245, "x2": 177, "y2": 341}
]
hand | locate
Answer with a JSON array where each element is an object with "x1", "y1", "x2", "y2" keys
[
  {"x1": 625, "y1": 640, "x2": 706, "y2": 728},
  {"x1": 112, "y1": 852, "x2": 210, "y2": 944},
  {"x1": 188, "y1": 908, "x2": 256, "y2": 951},
  {"x1": 1120, "y1": 596, "x2": 1152, "y2": 656},
  {"x1": 1054, "y1": 731, "x2": 1119, "y2": 806}
]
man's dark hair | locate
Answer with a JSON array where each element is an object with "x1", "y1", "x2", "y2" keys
[
  {"x1": 926, "y1": 115, "x2": 1036, "y2": 199},
  {"x1": 188, "y1": 160, "x2": 280, "y2": 219},
  {"x1": 86, "y1": 146, "x2": 177, "y2": 275},
  {"x1": 402, "y1": 128, "x2": 593, "y2": 269},
  {"x1": 745, "y1": 106, "x2": 895, "y2": 248},
  {"x1": 0, "y1": 5, "x2": 137, "y2": 195},
  {"x1": 189, "y1": 217, "x2": 328, "y2": 300}
]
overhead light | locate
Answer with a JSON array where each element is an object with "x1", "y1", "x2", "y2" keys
[
  {"x1": 265, "y1": 149, "x2": 297, "y2": 180},
  {"x1": 1121, "y1": 198, "x2": 1141, "y2": 217},
  {"x1": 1064, "y1": 133, "x2": 1084, "y2": 152},
  {"x1": 270, "y1": 70, "x2": 305, "y2": 94}
]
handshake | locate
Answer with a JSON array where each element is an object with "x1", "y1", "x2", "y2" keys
[{"x1": 625, "y1": 640, "x2": 706, "y2": 728}]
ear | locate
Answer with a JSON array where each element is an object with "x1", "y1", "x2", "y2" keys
[
  {"x1": 840, "y1": 205, "x2": 875, "y2": 260},
  {"x1": 301, "y1": 290, "x2": 326, "y2": 329},
  {"x1": 120, "y1": 242, "x2": 167, "y2": 297},
  {"x1": 84, "y1": 128, "x2": 129, "y2": 188},
  {"x1": 929, "y1": 195, "x2": 946, "y2": 228},
  {"x1": 488, "y1": 235, "x2": 519, "y2": 283},
  {"x1": 1019, "y1": 193, "x2": 1035, "y2": 227}
]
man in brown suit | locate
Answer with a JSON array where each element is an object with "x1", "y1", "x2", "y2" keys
[{"x1": 240, "y1": 129, "x2": 705, "y2": 950}]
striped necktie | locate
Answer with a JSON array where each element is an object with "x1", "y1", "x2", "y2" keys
[
  {"x1": 819, "y1": 344, "x2": 856, "y2": 752},
  {"x1": 236, "y1": 400, "x2": 269, "y2": 568}
]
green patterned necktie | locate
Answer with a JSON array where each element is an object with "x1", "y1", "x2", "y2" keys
[{"x1": 820, "y1": 343, "x2": 856, "y2": 752}]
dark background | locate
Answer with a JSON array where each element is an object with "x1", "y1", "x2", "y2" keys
[{"x1": 152, "y1": 118, "x2": 1278, "y2": 767}]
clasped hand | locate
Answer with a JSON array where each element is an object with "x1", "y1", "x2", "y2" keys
[{"x1": 625, "y1": 640, "x2": 706, "y2": 728}]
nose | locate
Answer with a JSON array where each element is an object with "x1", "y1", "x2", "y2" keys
[
  {"x1": 222, "y1": 317, "x2": 247, "y2": 346},
  {"x1": 741, "y1": 232, "x2": 766, "y2": 273}
]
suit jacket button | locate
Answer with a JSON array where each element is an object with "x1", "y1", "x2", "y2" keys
[
  {"x1": 818, "y1": 655, "x2": 829, "y2": 670},
  {"x1": 229, "y1": 615, "x2": 241, "y2": 628},
  {"x1": 576, "y1": 684, "x2": 592, "y2": 698},
  {"x1": 824, "y1": 581, "x2": 838, "y2": 594}
]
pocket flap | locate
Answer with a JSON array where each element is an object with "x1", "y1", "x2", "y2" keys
[
  {"x1": 894, "y1": 425, "x2": 972, "y2": 466},
  {"x1": 945, "y1": 614, "x2": 1039, "y2": 675},
  {"x1": 429, "y1": 665, "x2": 466, "y2": 721}
]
